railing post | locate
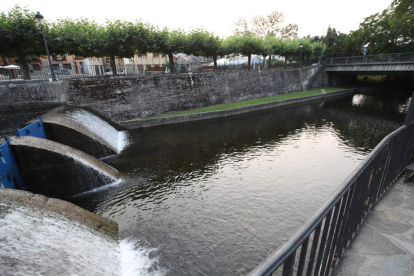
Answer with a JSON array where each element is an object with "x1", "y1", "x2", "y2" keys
[{"x1": 14, "y1": 129, "x2": 21, "y2": 137}]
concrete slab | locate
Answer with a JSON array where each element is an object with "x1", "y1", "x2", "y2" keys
[{"x1": 333, "y1": 177, "x2": 414, "y2": 276}]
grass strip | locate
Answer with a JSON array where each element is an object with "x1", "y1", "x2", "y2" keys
[{"x1": 146, "y1": 87, "x2": 346, "y2": 119}]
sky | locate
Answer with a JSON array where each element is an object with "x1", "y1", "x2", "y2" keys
[{"x1": 4, "y1": 0, "x2": 392, "y2": 38}]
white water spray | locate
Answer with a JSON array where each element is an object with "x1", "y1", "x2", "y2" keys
[
  {"x1": 0, "y1": 204, "x2": 167, "y2": 276},
  {"x1": 65, "y1": 109, "x2": 129, "y2": 154}
]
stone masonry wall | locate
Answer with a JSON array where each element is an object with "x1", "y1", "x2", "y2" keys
[{"x1": 0, "y1": 66, "x2": 326, "y2": 124}]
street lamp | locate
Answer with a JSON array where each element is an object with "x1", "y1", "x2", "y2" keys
[
  {"x1": 35, "y1": 12, "x2": 56, "y2": 81},
  {"x1": 299, "y1": 43, "x2": 304, "y2": 68},
  {"x1": 332, "y1": 42, "x2": 336, "y2": 59}
]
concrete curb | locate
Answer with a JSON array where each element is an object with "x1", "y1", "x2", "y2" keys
[
  {"x1": 120, "y1": 89, "x2": 355, "y2": 129},
  {"x1": 0, "y1": 188, "x2": 118, "y2": 240}
]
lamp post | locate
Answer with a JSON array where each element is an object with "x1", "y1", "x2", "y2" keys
[
  {"x1": 299, "y1": 43, "x2": 304, "y2": 68},
  {"x1": 332, "y1": 42, "x2": 336, "y2": 59},
  {"x1": 35, "y1": 12, "x2": 56, "y2": 81}
]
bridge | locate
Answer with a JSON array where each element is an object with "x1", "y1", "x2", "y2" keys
[{"x1": 325, "y1": 52, "x2": 414, "y2": 86}]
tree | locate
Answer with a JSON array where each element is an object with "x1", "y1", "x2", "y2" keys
[
  {"x1": 49, "y1": 18, "x2": 101, "y2": 57},
  {"x1": 52, "y1": 19, "x2": 151, "y2": 75},
  {"x1": 234, "y1": 11, "x2": 298, "y2": 39},
  {"x1": 256, "y1": 37, "x2": 273, "y2": 69},
  {"x1": 0, "y1": 5, "x2": 47, "y2": 79},
  {"x1": 151, "y1": 28, "x2": 188, "y2": 73},
  {"x1": 355, "y1": 0, "x2": 414, "y2": 54},
  {"x1": 187, "y1": 29, "x2": 224, "y2": 67},
  {"x1": 324, "y1": 26, "x2": 338, "y2": 58},
  {"x1": 226, "y1": 35, "x2": 262, "y2": 69},
  {"x1": 312, "y1": 41, "x2": 326, "y2": 63}
]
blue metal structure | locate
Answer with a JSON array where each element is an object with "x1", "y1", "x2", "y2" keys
[
  {"x1": 14, "y1": 117, "x2": 47, "y2": 139},
  {"x1": 0, "y1": 117, "x2": 47, "y2": 190},
  {"x1": 0, "y1": 136, "x2": 25, "y2": 190}
]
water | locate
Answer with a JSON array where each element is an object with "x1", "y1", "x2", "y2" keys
[
  {"x1": 65, "y1": 109, "x2": 129, "y2": 154},
  {"x1": 69, "y1": 93, "x2": 410, "y2": 275},
  {"x1": 0, "y1": 203, "x2": 165, "y2": 276}
]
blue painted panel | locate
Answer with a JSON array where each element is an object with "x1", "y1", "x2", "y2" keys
[
  {"x1": 0, "y1": 138, "x2": 24, "y2": 190},
  {"x1": 14, "y1": 117, "x2": 46, "y2": 139}
]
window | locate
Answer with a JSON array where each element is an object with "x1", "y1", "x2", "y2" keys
[
  {"x1": 137, "y1": 53, "x2": 147, "y2": 58},
  {"x1": 153, "y1": 54, "x2": 159, "y2": 58},
  {"x1": 106, "y1": 58, "x2": 110, "y2": 63},
  {"x1": 52, "y1": 64, "x2": 60, "y2": 70},
  {"x1": 63, "y1": 63, "x2": 72, "y2": 70}
]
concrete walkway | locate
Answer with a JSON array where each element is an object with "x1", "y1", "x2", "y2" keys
[{"x1": 334, "y1": 175, "x2": 414, "y2": 276}]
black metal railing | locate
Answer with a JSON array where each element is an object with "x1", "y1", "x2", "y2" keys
[
  {"x1": 249, "y1": 95, "x2": 414, "y2": 276},
  {"x1": 326, "y1": 52, "x2": 414, "y2": 66},
  {"x1": 0, "y1": 60, "x2": 321, "y2": 81}
]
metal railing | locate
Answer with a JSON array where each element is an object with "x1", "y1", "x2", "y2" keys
[
  {"x1": 326, "y1": 52, "x2": 414, "y2": 66},
  {"x1": 0, "y1": 60, "x2": 321, "y2": 81},
  {"x1": 249, "y1": 95, "x2": 414, "y2": 276}
]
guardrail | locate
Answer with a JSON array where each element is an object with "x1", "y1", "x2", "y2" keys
[
  {"x1": 326, "y1": 52, "x2": 414, "y2": 66},
  {"x1": 249, "y1": 93, "x2": 414, "y2": 276}
]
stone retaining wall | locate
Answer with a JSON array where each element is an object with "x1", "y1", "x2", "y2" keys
[{"x1": 0, "y1": 66, "x2": 327, "y2": 125}]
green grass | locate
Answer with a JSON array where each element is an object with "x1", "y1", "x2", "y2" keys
[{"x1": 146, "y1": 87, "x2": 346, "y2": 119}]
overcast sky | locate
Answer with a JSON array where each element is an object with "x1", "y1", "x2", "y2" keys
[{"x1": 4, "y1": 0, "x2": 392, "y2": 38}]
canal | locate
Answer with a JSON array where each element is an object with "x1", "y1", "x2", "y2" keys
[{"x1": 67, "y1": 92, "x2": 410, "y2": 275}]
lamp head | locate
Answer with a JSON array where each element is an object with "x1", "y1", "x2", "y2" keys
[
  {"x1": 300, "y1": 43, "x2": 304, "y2": 49},
  {"x1": 35, "y1": 12, "x2": 44, "y2": 25}
]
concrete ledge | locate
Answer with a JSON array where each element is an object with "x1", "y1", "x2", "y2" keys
[
  {"x1": 120, "y1": 89, "x2": 355, "y2": 129},
  {"x1": 0, "y1": 188, "x2": 118, "y2": 240}
]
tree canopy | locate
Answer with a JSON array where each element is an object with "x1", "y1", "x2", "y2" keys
[
  {"x1": 0, "y1": 6, "x2": 47, "y2": 79},
  {"x1": 234, "y1": 11, "x2": 298, "y2": 39}
]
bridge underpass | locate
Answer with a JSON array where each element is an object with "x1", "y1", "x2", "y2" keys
[{"x1": 325, "y1": 52, "x2": 414, "y2": 87}]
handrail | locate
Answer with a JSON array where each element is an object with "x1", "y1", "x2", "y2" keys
[
  {"x1": 326, "y1": 52, "x2": 414, "y2": 66},
  {"x1": 249, "y1": 93, "x2": 414, "y2": 276}
]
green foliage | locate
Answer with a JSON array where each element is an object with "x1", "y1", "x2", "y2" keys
[
  {"x1": 316, "y1": 0, "x2": 414, "y2": 57},
  {"x1": 187, "y1": 29, "x2": 224, "y2": 65},
  {"x1": 151, "y1": 28, "x2": 188, "y2": 72},
  {"x1": 0, "y1": 5, "x2": 46, "y2": 79},
  {"x1": 52, "y1": 18, "x2": 151, "y2": 74}
]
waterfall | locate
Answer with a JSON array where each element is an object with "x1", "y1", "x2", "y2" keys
[{"x1": 65, "y1": 109, "x2": 129, "y2": 154}]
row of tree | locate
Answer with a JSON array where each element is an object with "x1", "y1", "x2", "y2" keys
[{"x1": 0, "y1": 6, "x2": 326, "y2": 79}]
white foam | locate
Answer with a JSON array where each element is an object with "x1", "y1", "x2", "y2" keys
[
  {"x1": 0, "y1": 205, "x2": 121, "y2": 276},
  {"x1": 0, "y1": 205, "x2": 168, "y2": 276},
  {"x1": 66, "y1": 109, "x2": 129, "y2": 153},
  {"x1": 120, "y1": 239, "x2": 168, "y2": 276}
]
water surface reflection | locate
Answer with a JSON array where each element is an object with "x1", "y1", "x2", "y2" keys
[{"x1": 72, "y1": 93, "x2": 409, "y2": 276}]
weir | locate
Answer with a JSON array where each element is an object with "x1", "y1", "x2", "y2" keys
[
  {"x1": 35, "y1": 106, "x2": 129, "y2": 159},
  {"x1": 1, "y1": 110, "x2": 124, "y2": 199},
  {"x1": 9, "y1": 135, "x2": 120, "y2": 198}
]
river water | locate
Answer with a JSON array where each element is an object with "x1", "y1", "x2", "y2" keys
[{"x1": 67, "y1": 92, "x2": 411, "y2": 275}]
